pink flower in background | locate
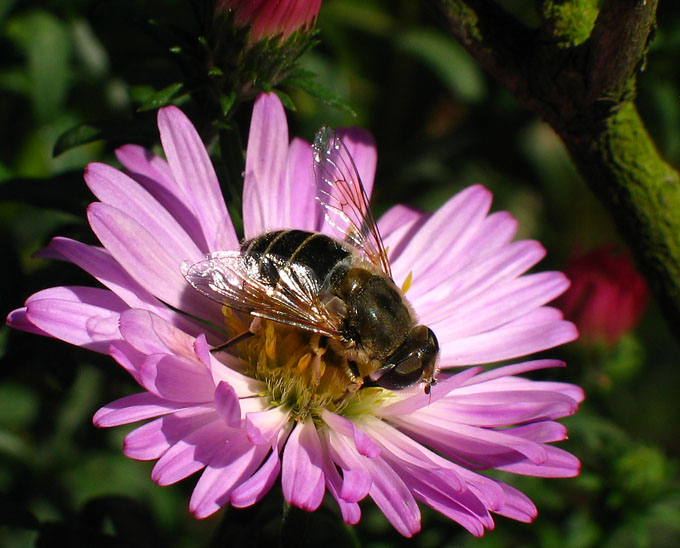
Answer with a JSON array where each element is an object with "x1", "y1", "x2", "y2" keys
[
  {"x1": 558, "y1": 246, "x2": 648, "y2": 347},
  {"x1": 7, "y1": 93, "x2": 582, "y2": 537},
  {"x1": 216, "y1": 0, "x2": 321, "y2": 42}
]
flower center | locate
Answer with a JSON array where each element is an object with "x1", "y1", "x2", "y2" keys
[{"x1": 221, "y1": 307, "x2": 394, "y2": 421}]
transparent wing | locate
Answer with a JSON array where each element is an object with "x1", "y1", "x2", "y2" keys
[
  {"x1": 312, "y1": 127, "x2": 392, "y2": 278},
  {"x1": 182, "y1": 251, "x2": 343, "y2": 338}
]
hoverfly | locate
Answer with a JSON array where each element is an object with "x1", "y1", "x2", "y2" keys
[{"x1": 183, "y1": 127, "x2": 439, "y2": 394}]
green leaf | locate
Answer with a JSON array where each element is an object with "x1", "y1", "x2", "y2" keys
[
  {"x1": 219, "y1": 91, "x2": 237, "y2": 117},
  {"x1": 0, "y1": 0, "x2": 19, "y2": 24},
  {"x1": 137, "y1": 82, "x2": 184, "y2": 112},
  {"x1": 53, "y1": 118, "x2": 157, "y2": 157},
  {"x1": 53, "y1": 123, "x2": 104, "y2": 157},
  {"x1": 286, "y1": 71, "x2": 357, "y2": 116},
  {"x1": 0, "y1": 382, "x2": 38, "y2": 430},
  {"x1": 0, "y1": 68, "x2": 29, "y2": 95},
  {"x1": 395, "y1": 28, "x2": 486, "y2": 103},
  {"x1": 70, "y1": 18, "x2": 109, "y2": 78},
  {"x1": 6, "y1": 10, "x2": 72, "y2": 121}
]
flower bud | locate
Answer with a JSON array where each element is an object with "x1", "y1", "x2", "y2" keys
[
  {"x1": 216, "y1": 0, "x2": 321, "y2": 43},
  {"x1": 558, "y1": 246, "x2": 648, "y2": 347}
]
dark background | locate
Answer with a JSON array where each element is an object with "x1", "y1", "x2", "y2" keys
[{"x1": 1, "y1": 1, "x2": 680, "y2": 546}]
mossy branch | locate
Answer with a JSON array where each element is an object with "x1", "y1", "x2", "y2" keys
[{"x1": 430, "y1": 0, "x2": 680, "y2": 336}]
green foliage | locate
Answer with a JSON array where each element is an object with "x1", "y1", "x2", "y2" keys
[
  {"x1": 1, "y1": 1, "x2": 680, "y2": 547},
  {"x1": 394, "y1": 28, "x2": 485, "y2": 102}
]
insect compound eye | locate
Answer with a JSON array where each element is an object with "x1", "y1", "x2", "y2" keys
[{"x1": 373, "y1": 325, "x2": 439, "y2": 390}]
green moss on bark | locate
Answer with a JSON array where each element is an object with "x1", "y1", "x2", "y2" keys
[{"x1": 540, "y1": 0, "x2": 600, "y2": 46}]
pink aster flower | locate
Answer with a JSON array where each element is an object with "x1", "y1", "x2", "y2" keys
[
  {"x1": 7, "y1": 93, "x2": 583, "y2": 537},
  {"x1": 558, "y1": 245, "x2": 648, "y2": 347},
  {"x1": 216, "y1": 0, "x2": 321, "y2": 42}
]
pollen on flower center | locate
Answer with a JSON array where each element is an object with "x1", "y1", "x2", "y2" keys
[{"x1": 221, "y1": 308, "x2": 390, "y2": 421}]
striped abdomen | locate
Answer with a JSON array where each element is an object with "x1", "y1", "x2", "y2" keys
[{"x1": 241, "y1": 230, "x2": 351, "y2": 287}]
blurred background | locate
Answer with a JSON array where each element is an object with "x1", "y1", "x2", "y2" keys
[{"x1": 1, "y1": 1, "x2": 680, "y2": 546}]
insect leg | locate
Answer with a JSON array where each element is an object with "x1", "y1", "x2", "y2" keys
[
  {"x1": 210, "y1": 331, "x2": 255, "y2": 353},
  {"x1": 342, "y1": 360, "x2": 363, "y2": 392},
  {"x1": 210, "y1": 317, "x2": 263, "y2": 354},
  {"x1": 308, "y1": 333, "x2": 327, "y2": 391}
]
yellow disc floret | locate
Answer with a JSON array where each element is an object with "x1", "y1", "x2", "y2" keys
[{"x1": 221, "y1": 311, "x2": 395, "y2": 422}]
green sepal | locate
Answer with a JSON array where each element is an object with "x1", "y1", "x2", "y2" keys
[
  {"x1": 285, "y1": 69, "x2": 357, "y2": 116},
  {"x1": 137, "y1": 82, "x2": 185, "y2": 112},
  {"x1": 274, "y1": 89, "x2": 297, "y2": 112}
]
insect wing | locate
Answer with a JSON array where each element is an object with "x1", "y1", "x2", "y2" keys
[
  {"x1": 182, "y1": 251, "x2": 343, "y2": 338},
  {"x1": 313, "y1": 127, "x2": 392, "y2": 277}
]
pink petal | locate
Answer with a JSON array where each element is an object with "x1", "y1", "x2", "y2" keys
[
  {"x1": 123, "y1": 406, "x2": 217, "y2": 460},
  {"x1": 157, "y1": 106, "x2": 237, "y2": 251},
  {"x1": 87, "y1": 203, "x2": 223, "y2": 325},
  {"x1": 379, "y1": 205, "x2": 428, "y2": 270},
  {"x1": 243, "y1": 93, "x2": 289, "y2": 237},
  {"x1": 119, "y1": 309, "x2": 197, "y2": 360},
  {"x1": 321, "y1": 411, "x2": 381, "y2": 458},
  {"x1": 194, "y1": 334, "x2": 266, "y2": 397},
  {"x1": 323, "y1": 429, "x2": 372, "y2": 503},
  {"x1": 399, "y1": 413, "x2": 549, "y2": 465},
  {"x1": 459, "y1": 358, "x2": 566, "y2": 385},
  {"x1": 229, "y1": 447, "x2": 281, "y2": 508},
  {"x1": 140, "y1": 353, "x2": 214, "y2": 403},
  {"x1": 40, "y1": 241, "x2": 207, "y2": 340},
  {"x1": 108, "y1": 340, "x2": 146, "y2": 384},
  {"x1": 245, "y1": 406, "x2": 290, "y2": 445},
  {"x1": 93, "y1": 392, "x2": 189, "y2": 427},
  {"x1": 85, "y1": 163, "x2": 203, "y2": 264},
  {"x1": 495, "y1": 445, "x2": 581, "y2": 478},
  {"x1": 115, "y1": 144, "x2": 208, "y2": 252},
  {"x1": 434, "y1": 390, "x2": 579, "y2": 427},
  {"x1": 123, "y1": 417, "x2": 171, "y2": 461},
  {"x1": 190, "y1": 434, "x2": 269, "y2": 518},
  {"x1": 438, "y1": 310, "x2": 578, "y2": 366},
  {"x1": 431, "y1": 271, "x2": 570, "y2": 341},
  {"x1": 25, "y1": 286, "x2": 124, "y2": 353},
  {"x1": 214, "y1": 381, "x2": 241, "y2": 427},
  {"x1": 377, "y1": 366, "x2": 482, "y2": 416},
  {"x1": 116, "y1": 144, "x2": 175, "y2": 187},
  {"x1": 364, "y1": 455, "x2": 421, "y2": 537},
  {"x1": 25, "y1": 285, "x2": 126, "y2": 310},
  {"x1": 38, "y1": 238, "x2": 162, "y2": 315},
  {"x1": 281, "y1": 420, "x2": 325, "y2": 511},
  {"x1": 320, "y1": 437, "x2": 362, "y2": 524},
  {"x1": 403, "y1": 471, "x2": 491, "y2": 537},
  {"x1": 365, "y1": 418, "x2": 464, "y2": 491},
  {"x1": 283, "y1": 138, "x2": 316, "y2": 231},
  {"x1": 413, "y1": 239, "x2": 546, "y2": 322},
  {"x1": 336, "y1": 127, "x2": 377, "y2": 200},
  {"x1": 38, "y1": 237, "x2": 209, "y2": 339},
  {"x1": 493, "y1": 481, "x2": 537, "y2": 522},
  {"x1": 152, "y1": 417, "x2": 229, "y2": 485},
  {"x1": 457, "y1": 361, "x2": 585, "y2": 404},
  {"x1": 403, "y1": 210, "x2": 520, "y2": 301},
  {"x1": 509, "y1": 422, "x2": 569, "y2": 444},
  {"x1": 390, "y1": 185, "x2": 491, "y2": 284},
  {"x1": 6, "y1": 307, "x2": 50, "y2": 337},
  {"x1": 378, "y1": 204, "x2": 424, "y2": 240}
]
